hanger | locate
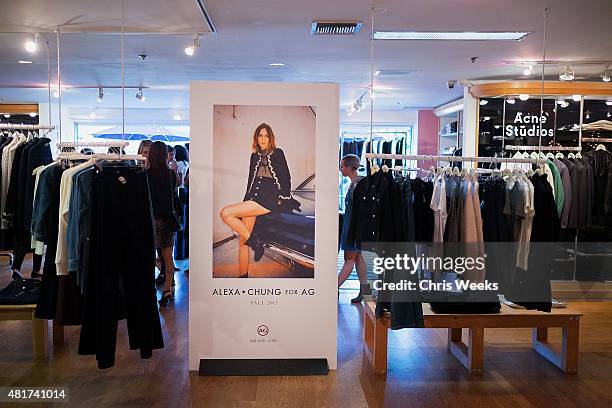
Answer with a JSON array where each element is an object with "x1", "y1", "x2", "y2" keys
[
  {"x1": 596, "y1": 144, "x2": 607, "y2": 151},
  {"x1": 538, "y1": 152, "x2": 546, "y2": 160},
  {"x1": 529, "y1": 151, "x2": 539, "y2": 160},
  {"x1": 568, "y1": 152, "x2": 576, "y2": 159},
  {"x1": 545, "y1": 152, "x2": 555, "y2": 159},
  {"x1": 576, "y1": 151, "x2": 583, "y2": 159},
  {"x1": 555, "y1": 152, "x2": 564, "y2": 159}
]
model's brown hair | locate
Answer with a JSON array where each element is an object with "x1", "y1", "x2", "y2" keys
[{"x1": 252, "y1": 123, "x2": 277, "y2": 152}]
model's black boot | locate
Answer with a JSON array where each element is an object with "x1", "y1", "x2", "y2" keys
[{"x1": 245, "y1": 233, "x2": 265, "y2": 262}]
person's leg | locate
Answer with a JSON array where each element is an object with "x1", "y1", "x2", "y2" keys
[
  {"x1": 338, "y1": 251, "x2": 357, "y2": 288},
  {"x1": 238, "y1": 216, "x2": 256, "y2": 277},
  {"x1": 162, "y1": 246, "x2": 175, "y2": 293},
  {"x1": 220, "y1": 201, "x2": 269, "y2": 241},
  {"x1": 351, "y1": 253, "x2": 371, "y2": 303}
]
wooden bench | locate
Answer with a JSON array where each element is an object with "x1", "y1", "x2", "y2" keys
[
  {"x1": 364, "y1": 301, "x2": 581, "y2": 376},
  {"x1": 0, "y1": 304, "x2": 64, "y2": 360}
]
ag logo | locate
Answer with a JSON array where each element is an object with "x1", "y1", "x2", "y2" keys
[{"x1": 257, "y1": 325, "x2": 269, "y2": 337}]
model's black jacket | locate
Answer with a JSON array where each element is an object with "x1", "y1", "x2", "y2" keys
[{"x1": 244, "y1": 148, "x2": 299, "y2": 212}]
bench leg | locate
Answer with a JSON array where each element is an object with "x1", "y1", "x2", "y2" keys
[
  {"x1": 447, "y1": 327, "x2": 484, "y2": 375},
  {"x1": 32, "y1": 318, "x2": 48, "y2": 360},
  {"x1": 53, "y1": 320, "x2": 65, "y2": 345},
  {"x1": 531, "y1": 319, "x2": 579, "y2": 374},
  {"x1": 372, "y1": 318, "x2": 388, "y2": 375}
]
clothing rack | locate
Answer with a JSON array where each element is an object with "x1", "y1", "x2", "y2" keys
[
  {"x1": 504, "y1": 145, "x2": 582, "y2": 152},
  {"x1": 56, "y1": 141, "x2": 129, "y2": 148},
  {"x1": 364, "y1": 153, "x2": 548, "y2": 164},
  {"x1": 57, "y1": 153, "x2": 145, "y2": 161},
  {"x1": 0, "y1": 124, "x2": 55, "y2": 130}
]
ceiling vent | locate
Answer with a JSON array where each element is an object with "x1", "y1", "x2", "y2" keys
[
  {"x1": 311, "y1": 21, "x2": 363, "y2": 35},
  {"x1": 375, "y1": 70, "x2": 417, "y2": 78}
]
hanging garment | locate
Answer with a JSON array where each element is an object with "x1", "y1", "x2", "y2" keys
[
  {"x1": 430, "y1": 174, "x2": 447, "y2": 243},
  {"x1": 584, "y1": 149, "x2": 612, "y2": 216},
  {"x1": 547, "y1": 160, "x2": 564, "y2": 216},
  {"x1": 412, "y1": 178, "x2": 434, "y2": 242},
  {"x1": 78, "y1": 166, "x2": 163, "y2": 369},
  {"x1": 553, "y1": 158, "x2": 572, "y2": 228},
  {"x1": 561, "y1": 158, "x2": 581, "y2": 229},
  {"x1": 516, "y1": 178, "x2": 534, "y2": 271}
]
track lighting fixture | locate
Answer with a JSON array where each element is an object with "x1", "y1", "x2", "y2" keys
[
  {"x1": 136, "y1": 88, "x2": 145, "y2": 102},
  {"x1": 184, "y1": 34, "x2": 201, "y2": 56},
  {"x1": 97, "y1": 87, "x2": 104, "y2": 103},
  {"x1": 25, "y1": 33, "x2": 39, "y2": 53},
  {"x1": 559, "y1": 66, "x2": 574, "y2": 81}
]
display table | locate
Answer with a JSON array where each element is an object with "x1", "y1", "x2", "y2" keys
[
  {"x1": 0, "y1": 304, "x2": 64, "y2": 360},
  {"x1": 364, "y1": 301, "x2": 581, "y2": 376}
]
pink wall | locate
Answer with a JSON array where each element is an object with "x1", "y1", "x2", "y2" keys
[{"x1": 417, "y1": 109, "x2": 439, "y2": 169}]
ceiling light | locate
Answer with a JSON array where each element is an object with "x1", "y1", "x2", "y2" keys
[
  {"x1": 556, "y1": 98, "x2": 566, "y2": 105},
  {"x1": 18, "y1": 60, "x2": 33, "y2": 64},
  {"x1": 53, "y1": 90, "x2": 60, "y2": 98},
  {"x1": 373, "y1": 31, "x2": 530, "y2": 41},
  {"x1": 519, "y1": 94, "x2": 529, "y2": 101},
  {"x1": 559, "y1": 66, "x2": 574, "y2": 81},
  {"x1": 269, "y1": 63, "x2": 285, "y2": 67},
  {"x1": 606, "y1": 99, "x2": 612, "y2": 106},
  {"x1": 97, "y1": 87, "x2": 104, "y2": 103},
  {"x1": 572, "y1": 94, "x2": 581, "y2": 102},
  {"x1": 89, "y1": 112, "x2": 96, "y2": 120},
  {"x1": 506, "y1": 97, "x2": 516, "y2": 104},
  {"x1": 173, "y1": 113, "x2": 182, "y2": 121},
  {"x1": 607, "y1": 112, "x2": 611, "y2": 118},
  {"x1": 479, "y1": 99, "x2": 488, "y2": 105},
  {"x1": 24, "y1": 33, "x2": 39, "y2": 53},
  {"x1": 29, "y1": 112, "x2": 37, "y2": 117},
  {"x1": 136, "y1": 88, "x2": 145, "y2": 102},
  {"x1": 560, "y1": 101, "x2": 569, "y2": 108},
  {"x1": 374, "y1": 70, "x2": 381, "y2": 76},
  {"x1": 522, "y1": 65, "x2": 534, "y2": 76},
  {"x1": 484, "y1": 116, "x2": 491, "y2": 121},
  {"x1": 184, "y1": 34, "x2": 200, "y2": 56},
  {"x1": 603, "y1": 69, "x2": 611, "y2": 82},
  {"x1": 3, "y1": 114, "x2": 10, "y2": 118},
  {"x1": 586, "y1": 113, "x2": 590, "y2": 119}
]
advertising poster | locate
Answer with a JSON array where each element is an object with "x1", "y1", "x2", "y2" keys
[{"x1": 189, "y1": 82, "x2": 339, "y2": 373}]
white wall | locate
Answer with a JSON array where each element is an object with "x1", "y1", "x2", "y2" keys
[{"x1": 212, "y1": 105, "x2": 316, "y2": 243}]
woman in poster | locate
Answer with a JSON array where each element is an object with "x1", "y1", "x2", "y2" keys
[{"x1": 220, "y1": 123, "x2": 300, "y2": 276}]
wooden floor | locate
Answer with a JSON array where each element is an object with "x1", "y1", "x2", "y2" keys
[{"x1": 2, "y1": 256, "x2": 612, "y2": 407}]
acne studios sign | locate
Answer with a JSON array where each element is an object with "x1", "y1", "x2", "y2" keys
[{"x1": 505, "y1": 112, "x2": 553, "y2": 137}]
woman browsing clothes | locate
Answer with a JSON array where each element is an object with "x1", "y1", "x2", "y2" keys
[
  {"x1": 146, "y1": 141, "x2": 180, "y2": 306},
  {"x1": 220, "y1": 123, "x2": 300, "y2": 277}
]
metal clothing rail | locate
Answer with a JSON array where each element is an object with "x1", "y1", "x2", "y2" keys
[
  {"x1": 56, "y1": 141, "x2": 129, "y2": 148},
  {"x1": 57, "y1": 153, "x2": 145, "y2": 161},
  {"x1": 0, "y1": 124, "x2": 55, "y2": 130},
  {"x1": 582, "y1": 138, "x2": 612, "y2": 143},
  {"x1": 364, "y1": 153, "x2": 548, "y2": 164},
  {"x1": 504, "y1": 145, "x2": 582, "y2": 152}
]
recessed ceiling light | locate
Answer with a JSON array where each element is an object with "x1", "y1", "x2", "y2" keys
[
  {"x1": 3, "y1": 114, "x2": 10, "y2": 118},
  {"x1": 374, "y1": 70, "x2": 381, "y2": 76},
  {"x1": 269, "y1": 63, "x2": 285, "y2": 67},
  {"x1": 479, "y1": 99, "x2": 488, "y2": 105},
  {"x1": 18, "y1": 60, "x2": 33, "y2": 64},
  {"x1": 373, "y1": 31, "x2": 531, "y2": 41},
  {"x1": 29, "y1": 112, "x2": 37, "y2": 117},
  {"x1": 519, "y1": 94, "x2": 529, "y2": 101},
  {"x1": 506, "y1": 97, "x2": 516, "y2": 104},
  {"x1": 556, "y1": 98, "x2": 566, "y2": 105},
  {"x1": 606, "y1": 99, "x2": 612, "y2": 106},
  {"x1": 53, "y1": 90, "x2": 60, "y2": 98},
  {"x1": 603, "y1": 69, "x2": 611, "y2": 82},
  {"x1": 173, "y1": 113, "x2": 182, "y2": 121},
  {"x1": 572, "y1": 94, "x2": 581, "y2": 102}
]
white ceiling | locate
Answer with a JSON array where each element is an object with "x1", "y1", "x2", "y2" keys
[{"x1": 0, "y1": 0, "x2": 611, "y2": 124}]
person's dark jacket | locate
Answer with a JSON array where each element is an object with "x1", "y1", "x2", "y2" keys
[
  {"x1": 244, "y1": 148, "x2": 298, "y2": 212},
  {"x1": 585, "y1": 149, "x2": 612, "y2": 216}
]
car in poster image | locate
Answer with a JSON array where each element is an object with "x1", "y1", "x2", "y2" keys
[{"x1": 252, "y1": 174, "x2": 315, "y2": 270}]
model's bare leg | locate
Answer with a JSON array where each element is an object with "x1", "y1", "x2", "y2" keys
[
  {"x1": 220, "y1": 201, "x2": 270, "y2": 240},
  {"x1": 238, "y1": 216, "x2": 257, "y2": 277},
  {"x1": 338, "y1": 251, "x2": 357, "y2": 287},
  {"x1": 355, "y1": 253, "x2": 368, "y2": 284}
]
